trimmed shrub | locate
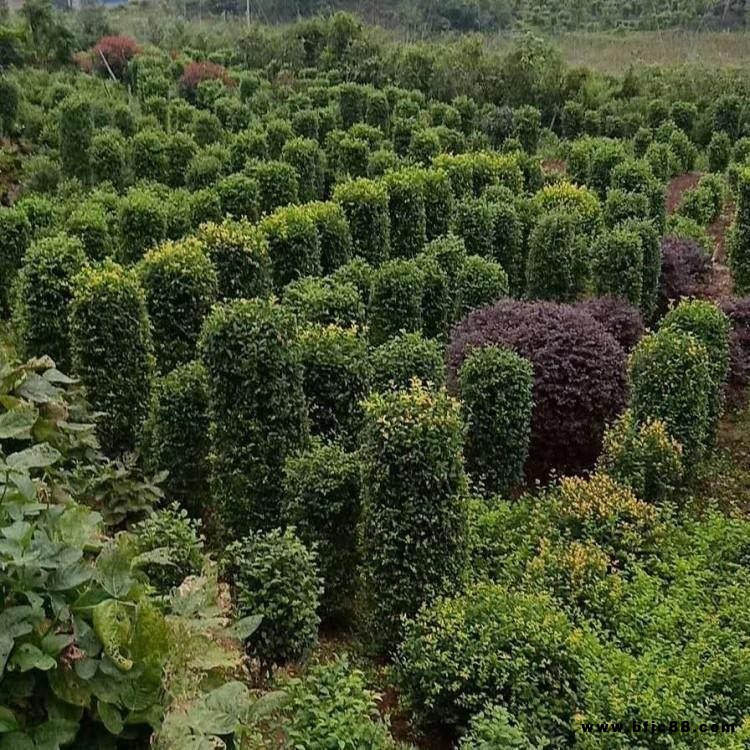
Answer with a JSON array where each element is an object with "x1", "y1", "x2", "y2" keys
[
  {"x1": 385, "y1": 168, "x2": 427, "y2": 259},
  {"x1": 0, "y1": 206, "x2": 32, "y2": 314},
  {"x1": 70, "y1": 262, "x2": 154, "y2": 454},
  {"x1": 185, "y1": 151, "x2": 223, "y2": 190},
  {"x1": 526, "y1": 210, "x2": 586, "y2": 302},
  {"x1": 719, "y1": 296, "x2": 750, "y2": 402},
  {"x1": 598, "y1": 409, "x2": 684, "y2": 503},
  {"x1": 533, "y1": 181, "x2": 603, "y2": 242},
  {"x1": 215, "y1": 172, "x2": 259, "y2": 221},
  {"x1": 370, "y1": 332, "x2": 445, "y2": 392},
  {"x1": 459, "y1": 705, "x2": 536, "y2": 750},
  {"x1": 331, "y1": 256, "x2": 375, "y2": 300},
  {"x1": 281, "y1": 137, "x2": 324, "y2": 203},
  {"x1": 645, "y1": 141, "x2": 678, "y2": 181},
  {"x1": 246, "y1": 159, "x2": 300, "y2": 216},
  {"x1": 576, "y1": 296, "x2": 645, "y2": 352},
  {"x1": 457, "y1": 255, "x2": 509, "y2": 316},
  {"x1": 14, "y1": 195, "x2": 55, "y2": 238},
  {"x1": 59, "y1": 96, "x2": 93, "y2": 182},
  {"x1": 334, "y1": 178, "x2": 390, "y2": 265},
  {"x1": 199, "y1": 298, "x2": 308, "y2": 534},
  {"x1": 660, "y1": 299, "x2": 731, "y2": 440},
  {"x1": 138, "y1": 238, "x2": 218, "y2": 373},
  {"x1": 452, "y1": 197, "x2": 494, "y2": 258},
  {"x1": 459, "y1": 346, "x2": 533, "y2": 495},
  {"x1": 190, "y1": 187, "x2": 223, "y2": 226},
  {"x1": 487, "y1": 200, "x2": 524, "y2": 297},
  {"x1": 132, "y1": 504, "x2": 204, "y2": 595},
  {"x1": 730, "y1": 167, "x2": 750, "y2": 294},
  {"x1": 65, "y1": 202, "x2": 111, "y2": 261},
  {"x1": 118, "y1": 188, "x2": 167, "y2": 264},
  {"x1": 90, "y1": 129, "x2": 127, "y2": 188},
  {"x1": 13, "y1": 233, "x2": 87, "y2": 370},
  {"x1": 657, "y1": 236, "x2": 711, "y2": 317},
  {"x1": 284, "y1": 276, "x2": 365, "y2": 327},
  {"x1": 416, "y1": 254, "x2": 451, "y2": 341},
  {"x1": 360, "y1": 382, "x2": 467, "y2": 653},
  {"x1": 513, "y1": 105, "x2": 541, "y2": 153},
  {"x1": 397, "y1": 582, "x2": 581, "y2": 741},
  {"x1": 261, "y1": 205, "x2": 322, "y2": 289},
  {"x1": 197, "y1": 218, "x2": 271, "y2": 301},
  {"x1": 630, "y1": 329, "x2": 713, "y2": 464},
  {"x1": 162, "y1": 131, "x2": 198, "y2": 188},
  {"x1": 297, "y1": 324, "x2": 370, "y2": 444},
  {"x1": 278, "y1": 659, "x2": 395, "y2": 748},
  {"x1": 21, "y1": 154, "x2": 61, "y2": 195},
  {"x1": 0, "y1": 76, "x2": 18, "y2": 134},
  {"x1": 282, "y1": 443, "x2": 361, "y2": 617},
  {"x1": 368, "y1": 258, "x2": 424, "y2": 345},
  {"x1": 420, "y1": 168, "x2": 454, "y2": 242},
  {"x1": 306, "y1": 201, "x2": 352, "y2": 275},
  {"x1": 448, "y1": 301, "x2": 628, "y2": 476},
  {"x1": 667, "y1": 213, "x2": 712, "y2": 254},
  {"x1": 131, "y1": 128, "x2": 168, "y2": 184},
  {"x1": 423, "y1": 234, "x2": 468, "y2": 322},
  {"x1": 592, "y1": 227, "x2": 644, "y2": 307},
  {"x1": 604, "y1": 188, "x2": 650, "y2": 228},
  {"x1": 222, "y1": 528, "x2": 321, "y2": 671},
  {"x1": 143, "y1": 361, "x2": 210, "y2": 519},
  {"x1": 708, "y1": 131, "x2": 732, "y2": 174}
]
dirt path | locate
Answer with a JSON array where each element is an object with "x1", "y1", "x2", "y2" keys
[{"x1": 665, "y1": 171, "x2": 735, "y2": 300}]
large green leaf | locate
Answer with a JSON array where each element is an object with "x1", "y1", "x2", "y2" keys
[
  {"x1": 0, "y1": 404, "x2": 37, "y2": 441},
  {"x1": 11, "y1": 643, "x2": 56, "y2": 672},
  {"x1": 95, "y1": 546, "x2": 135, "y2": 600},
  {"x1": 187, "y1": 682, "x2": 249, "y2": 735},
  {"x1": 97, "y1": 701, "x2": 123, "y2": 736},
  {"x1": 7, "y1": 444, "x2": 61, "y2": 471},
  {"x1": 0, "y1": 707, "x2": 18, "y2": 733}
]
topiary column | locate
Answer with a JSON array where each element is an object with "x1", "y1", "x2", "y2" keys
[
  {"x1": 459, "y1": 345, "x2": 534, "y2": 496},
  {"x1": 261, "y1": 205, "x2": 322, "y2": 289},
  {"x1": 729, "y1": 167, "x2": 750, "y2": 294},
  {"x1": 199, "y1": 298, "x2": 308, "y2": 535},
  {"x1": 58, "y1": 95, "x2": 93, "y2": 183},
  {"x1": 592, "y1": 227, "x2": 644, "y2": 307},
  {"x1": 360, "y1": 382, "x2": 468, "y2": 653},
  {"x1": 368, "y1": 259, "x2": 424, "y2": 345},
  {"x1": 333, "y1": 178, "x2": 390, "y2": 266},
  {"x1": 384, "y1": 169, "x2": 427, "y2": 259},
  {"x1": 70, "y1": 261, "x2": 154, "y2": 455},
  {"x1": 0, "y1": 205, "x2": 32, "y2": 315}
]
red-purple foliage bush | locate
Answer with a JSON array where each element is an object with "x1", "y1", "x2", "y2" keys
[
  {"x1": 92, "y1": 36, "x2": 140, "y2": 79},
  {"x1": 576, "y1": 296, "x2": 645, "y2": 352},
  {"x1": 719, "y1": 296, "x2": 750, "y2": 405},
  {"x1": 657, "y1": 236, "x2": 711, "y2": 318},
  {"x1": 180, "y1": 61, "x2": 233, "y2": 95},
  {"x1": 447, "y1": 300, "x2": 628, "y2": 478}
]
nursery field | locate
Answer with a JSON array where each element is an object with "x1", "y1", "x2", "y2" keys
[{"x1": 6, "y1": 3, "x2": 750, "y2": 749}]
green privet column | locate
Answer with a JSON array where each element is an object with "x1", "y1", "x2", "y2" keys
[
  {"x1": 13, "y1": 233, "x2": 87, "y2": 371},
  {"x1": 199, "y1": 298, "x2": 308, "y2": 536},
  {"x1": 384, "y1": 169, "x2": 427, "y2": 259},
  {"x1": 70, "y1": 262, "x2": 154, "y2": 455},
  {"x1": 58, "y1": 95, "x2": 93, "y2": 183},
  {"x1": 459, "y1": 346, "x2": 533, "y2": 496},
  {"x1": 0, "y1": 205, "x2": 32, "y2": 315},
  {"x1": 360, "y1": 382, "x2": 467, "y2": 653},
  {"x1": 591, "y1": 227, "x2": 644, "y2": 307},
  {"x1": 138, "y1": 238, "x2": 218, "y2": 374},
  {"x1": 142, "y1": 361, "x2": 210, "y2": 520},
  {"x1": 334, "y1": 178, "x2": 390, "y2": 266},
  {"x1": 729, "y1": 167, "x2": 750, "y2": 294}
]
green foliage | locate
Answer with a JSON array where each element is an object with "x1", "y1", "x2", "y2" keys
[
  {"x1": 223, "y1": 527, "x2": 321, "y2": 670},
  {"x1": 526, "y1": 210, "x2": 586, "y2": 302},
  {"x1": 416, "y1": 253, "x2": 451, "y2": 340},
  {"x1": 65, "y1": 201, "x2": 112, "y2": 261},
  {"x1": 306, "y1": 200, "x2": 352, "y2": 274},
  {"x1": 459, "y1": 705, "x2": 536, "y2": 750},
  {"x1": 0, "y1": 205, "x2": 32, "y2": 313},
  {"x1": 368, "y1": 258, "x2": 424, "y2": 345},
  {"x1": 13, "y1": 232, "x2": 87, "y2": 371},
  {"x1": 708, "y1": 130, "x2": 732, "y2": 173},
  {"x1": 143, "y1": 361, "x2": 210, "y2": 520},
  {"x1": 421, "y1": 168, "x2": 454, "y2": 241},
  {"x1": 513, "y1": 105, "x2": 541, "y2": 153},
  {"x1": 452, "y1": 197, "x2": 494, "y2": 258},
  {"x1": 729, "y1": 167, "x2": 750, "y2": 294},
  {"x1": 297, "y1": 324, "x2": 370, "y2": 444},
  {"x1": 397, "y1": 582, "x2": 580, "y2": 742},
  {"x1": 282, "y1": 136, "x2": 324, "y2": 202},
  {"x1": 459, "y1": 345, "x2": 533, "y2": 495},
  {"x1": 592, "y1": 227, "x2": 644, "y2": 307},
  {"x1": 261, "y1": 204, "x2": 322, "y2": 289},
  {"x1": 138, "y1": 238, "x2": 218, "y2": 373},
  {"x1": 247, "y1": 159, "x2": 300, "y2": 216},
  {"x1": 198, "y1": 218, "x2": 272, "y2": 301},
  {"x1": 131, "y1": 128, "x2": 168, "y2": 184},
  {"x1": 385, "y1": 168, "x2": 427, "y2": 259},
  {"x1": 132, "y1": 504, "x2": 205, "y2": 594},
  {"x1": 370, "y1": 332, "x2": 445, "y2": 392},
  {"x1": 334, "y1": 177, "x2": 390, "y2": 265},
  {"x1": 199, "y1": 298, "x2": 308, "y2": 534},
  {"x1": 283, "y1": 275, "x2": 365, "y2": 327},
  {"x1": 659, "y1": 299, "x2": 731, "y2": 440},
  {"x1": 0, "y1": 75, "x2": 18, "y2": 134},
  {"x1": 360, "y1": 382, "x2": 467, "y2": 653},
  {"x1": 457, "y1": 254, "x2": 509, "y2": 315},
  {"x1": 598, "y1": 409, "x2": 684, "y2": 503},
  {"x1": 59, "y1": 95, "x2": 93, "y2": 182},
  {"x1": 216, "y1": 172, "x2": 260, "y2": 221},
  {"x1": 282, "y1": 442, "x2": 361, "y2": 617},
  {"x1": 90, "y1": 128, "x2": 127, "y2": 188},
  {"x1": 629, "y1": 329, "x2": 712, "y2": 465},
  {"x1": 118, "y1": 187, "x2": 167, "y2": 264},
  {"x1": 70, "y1": 262, "x2": 154, "y2": 454}
]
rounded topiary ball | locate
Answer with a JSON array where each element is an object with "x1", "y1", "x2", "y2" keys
[{"x1": 448, "y1": 300, "x2": 628, "y2": 477}]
